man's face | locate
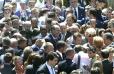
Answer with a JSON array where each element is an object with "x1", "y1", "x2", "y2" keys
[
  {"x1": 70, "y1": 0, "x2": 78, "y2": 7},
  {"x1": 60, "y1": 25, "x2": 67, "y2": 33},
  {"x1": 74, "y1": 36, "x2": 82, "y2": 45},
  {"x1": 46, "y1": 45, "x2": 54, "y2": 53},
  {"x1": 52, "y1": 26, "x2": 61, "y2": 37},
  {"x1": 50, "y1": 57, "x2": 58, "y2": 67},
  {"x1": 87, "y1": 50, "x2": 95, "y2": 58},
  {"x1": 29, "y1": 1, "x2": 36, "y2": 8}
]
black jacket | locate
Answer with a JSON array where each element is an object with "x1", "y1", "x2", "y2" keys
[
  {"x1": 102, "y1": 59, "x2": 113, "y2": 74},
  {"x1": 36, "y1": 64, "x2": 50, "y2": 74},
  {"x1": 57, "y1": 58, "x2": 77, "y2": 74}
]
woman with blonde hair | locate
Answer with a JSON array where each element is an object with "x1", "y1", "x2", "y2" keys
[{"x1": 93, "y1": 36, "x2": 104, "y2": 53}]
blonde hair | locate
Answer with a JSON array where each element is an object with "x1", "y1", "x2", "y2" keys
[{"x1": 93, "y1": 36, "x2": 104, "y2": 49}]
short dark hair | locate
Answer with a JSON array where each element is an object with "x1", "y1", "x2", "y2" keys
[
  {"x1": 65, "y1": 48, "x2": 75, "y2": 56},
  {"x1": 87, "y1": 45, "x2": 96, "y2": 53},
  {"x1": 103, "y1": 33, "x2": 113, "y2": 41},
  {"x1": 4, "y1": 53, "x2": 12, "y2": 63},
  {"x1": 56, "y1": 41, "x2": 66, "y2": 50},
  {"x1": 2, "y1": 37, "x2": 11, "y2": 46},
  {"x1": 46, "y1": 51, "x2": 58, "y2": 61},
  {"x1": 101, "y1": 49, "x2": 109, "y2": 59},
  {"x1": 89, "y1": 8, "x2": 97, "y2": 17}
]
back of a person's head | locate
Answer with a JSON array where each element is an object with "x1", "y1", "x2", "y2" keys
[
  {"x1": 103, "y1": 32, "x2": 113, "y2": 41},
  {"x1": 56, "y1": 41, "x2": 66, "y2": 50},
  {"x1": 73, "y1": 45, "x2": 82, "y2": 53},
  {"x1": 46, "y1": 51, "x2": 58, "y2": 61},
  {"x1": 2, "y1": 37, "x2": 11, "y2": 47},
  {"x1": 23, "y1": 46, "x2": 33, "y2": 62},
  {"x1": 101, "y1": 49, "x2": 109, "y2": 59},
  {"x1": 32, "y1": 54, "x2": 43, "y2": 67},
  {"x1": 4, "y1": 53, "x2": 12, "y2": 63}
]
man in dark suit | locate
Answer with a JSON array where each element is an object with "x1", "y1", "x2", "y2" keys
[
  {"x1": 0, "y1": 53, "x2": 14, "y2": 74},
  {"x1": 45, "y1": 25, "x2": 61, "y2": 50},
  {"x1": 36, "y1": 51, "x2": 58, "y2": 74},
  {"x1": 101, "y1": 49, "x2": 113, "y2": 74},
  {"x1": 78, "y1": 0, "x2": 86, "y2": 7},
  {"x1": 55, "y1": 41, "x2": 67, "y2": 62},
  {"x1": 57, "y1": 48, "x2": 77, "y2": 74},
  {"x1": 69, "y1": 0, "x2": 85, "y2": 25}
]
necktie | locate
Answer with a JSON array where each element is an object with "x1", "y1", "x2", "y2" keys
[
  {"x1": 51, "y1": 67, "x2": 55, "y2": 74},
  {"x1": 74, "y1": 8, "x2": 77, "y2": 19}
]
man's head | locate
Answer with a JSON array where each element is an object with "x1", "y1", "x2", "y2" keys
[
  {"x1": 46, "y1": 51, "x2": 58, "y2": 67},
  {"x1": 44, "y1": 42, "x2": 54, "y2": 53},
  {"x1": 56, "y1": 41, "x2": 67, "y2": 53},
  {"x1": 2, "y1": 37, "x2": 11, "y2": 49},
  {"x1": 18, "y1": 37, "x2": 27, "y2": 49},
  {"x1": 70, "y1": 0, "x2": 78, "y2": 7},
  {"x1": 65, "y1": 48, "x2": 75, "y2": 59},
  {"x1": 51, "y1": 25, "x2": 61, "y2": 37},
  {"x1": 101, "y1": 49, "x2": 109, "y2": 59},
  {"x1": 35, "y1": 39, "x2": 45, "y2": 48},
  {"x1": 28, "y1": 0, "x2": 36, "y2": 9},
  {"x1": 4, "y1": 53, "x2": 13, "y2": 63},
  {"x1": 40, "y1": 25, "x2": 47, "y2": 36},
  {"x1": 85, "y1": 28, "x2": 96, "y2": 45},
  {"x1": 73, "y1": 32, "x2": 82, "y2": 45},
  {"x1": 59, "y1": 22, "x2": 67, "y2": 33},
  {"x1": 10, "y1": 38, "x2": 18, "y2": 48},
  {"x1": 103, "y1": 33, "x2": 113, "y2": 46},
  {"x1": 87, "y1": 45, "x2": 96, "y2": 58}
]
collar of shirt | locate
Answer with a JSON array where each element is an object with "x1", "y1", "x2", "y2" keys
[
  {"x1": 46, "y1": 62, "x2": 55, "y2": 74},
  {"x1": 51, "y1": 34, "x2": 59, "y2": 40},
  {"x1": 56, "y1": 50, "x2": 63, "y2": 59}
]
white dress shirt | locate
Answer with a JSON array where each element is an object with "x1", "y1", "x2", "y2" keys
[
  {"x1": 0, "y1": 0, "x2": 4, "y2": 13},
  {"x1": 72, "y1": 51, "x2": 90, "y2": 68},
  {"x1": 72, "y1": 51, "x2": 91, "y2": 74},
  {"x1": 56, "y1": 50, "x2": 63, "y2": 59}
]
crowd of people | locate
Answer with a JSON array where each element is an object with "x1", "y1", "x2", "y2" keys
[{"x1": 0, "y1": 0, "x2": 114, "y2": 74}]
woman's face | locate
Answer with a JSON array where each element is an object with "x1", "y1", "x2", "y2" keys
[{"x1": 15, "y1": 58, "x2": 23, "y2": 69}]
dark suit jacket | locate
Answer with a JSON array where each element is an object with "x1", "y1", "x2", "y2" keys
[
  {"x1": 76, "y1": 6, "x2": 85, "y2": 25},
  {"x1": 36, "y1": 64, "x2": 50, "y2": 74},
  {"x1": 78, "y1": 0, "x2": 86, "y2": 7},
  {"x1": 57, "y1": 58, "x2": 77, "y2": 74},
  {"x1": 45, "y1": 34, "x2": 61, "y2": 50},
  {"x1": 0, "y1": 63, "x2": 14, "y2": 74},
  {"x1": 55, "y1": 51, "x2": 64, "y2": 62},
  {"x1": 102, "y1": 59, "x2": 113, "y2": 74}
]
